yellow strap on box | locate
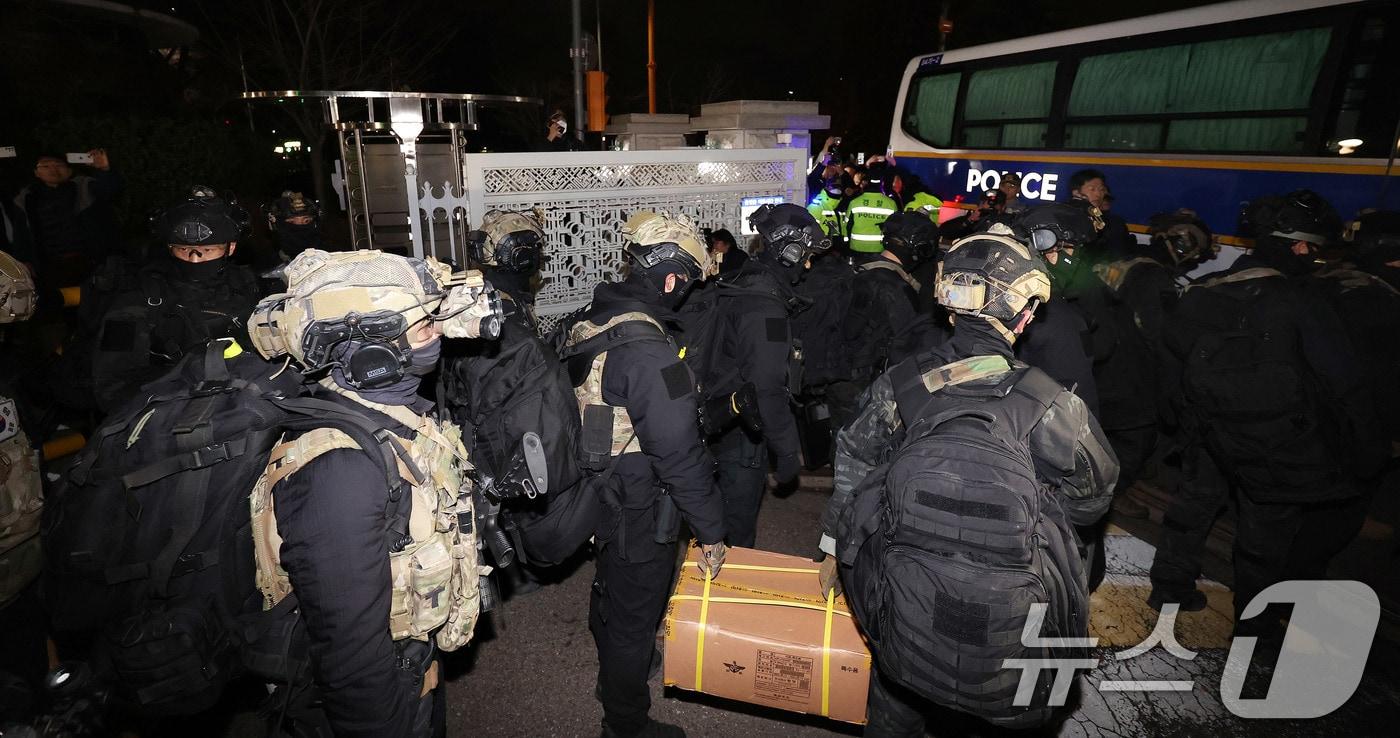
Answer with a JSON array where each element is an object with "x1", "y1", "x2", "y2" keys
[
  {"x1": 822, "y1": 588, "x2": 835, "y2": 717},
  {"x1": 675, "y1": 559, "x2": 850, "y2": 708},
  {"x1": 695, "y1": 573, "x2": 712, "y2": 691}
]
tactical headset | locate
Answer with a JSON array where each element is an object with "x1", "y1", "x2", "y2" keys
[
  {"x1": 626, "y1": 240, "x2": 704, "y2": 282},
  {"x1": 749, "y1": 206, "x2": 832, "y2": 268},
  {"x1": 467, "y1": 228, "x2": 544, "y2": 272}
]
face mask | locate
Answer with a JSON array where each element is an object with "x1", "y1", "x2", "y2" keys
[
  {"x1": 172, "y1": 256, "x2": 225, "y2": 281},
  {"x1": 278, "y1": 222, "x2": 321, "y2": 257},
  {"x1": 406, "y1": 338, "x2": 441, "y2": 376}
]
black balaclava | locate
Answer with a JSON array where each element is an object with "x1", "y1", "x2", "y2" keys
[
  {"x1": 483, "y1": 266, "x2": 535, "y2": 307},
  {"x1": 921, "y1": 313, "x2": 1015, "y2": 368},
  {"x1": 628, "y1": 266, "x2": 694, "y2": 311},
  {"x1": 170, "y1": 253, "x2": 230, "y2": 282},
  {"x1": 1250, "y1": 237, "x2": 1318, "y2": 277},
  {"x1": 330, "y1": 337, "x2": 441, "y2": 406},
  {"x1": 754, "y1": 246, "x2": 809, "y2": 285},
  {"x1": 277, "y1": 222, "x2": 321, "y2": 259}
]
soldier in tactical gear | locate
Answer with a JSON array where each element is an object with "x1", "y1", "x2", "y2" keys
[
  {"x1": 817, "y1": 233, "x2": 1117, "y2": 735},
  {"x1": 464, "y1": 208, "x2": 547, "y2": 328},
  {"x1": 696, "y1": 203, "x2": 828, "y2": 548},
  {"x1": 1011, "y1": 205, "x2": 1101, "y2": 413},
  {"x1": 1148, "y1": 191, "x2": 1387, "y2": 629},
  {"x1": 245, "y1": 248, "x2": 501, "y2": 737},
  {"x1": 828, "y1": 210, "x2": 944, "y2": 434},
  {"x1": 266, "y1": 190, "x2": 322, "y2": 260},
  {"x1": 0, "y1": 250, "x2": 46, "y2": 713},
  {"x1": 86, "y1": 186, "x2": 262, "y2": 412},
  {"x1": 563, "y1": 211, "x2": 726, "y2": 738}
]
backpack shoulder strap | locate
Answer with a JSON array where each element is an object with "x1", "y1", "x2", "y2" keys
[
  {"x1": 859, "y1": 259, "x2": 921, "y2": 293},
  {"x1": 1002, "y1": 365, "x2": 1065, "y2": 438}
]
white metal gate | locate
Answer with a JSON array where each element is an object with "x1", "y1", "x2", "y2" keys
[{"x1": 414, "y1": 148, "x2": 806, "y2": 332}]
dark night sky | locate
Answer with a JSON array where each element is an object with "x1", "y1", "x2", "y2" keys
[{"x1": 11, "y1": 0, "x2": 1212, "y2": 155}]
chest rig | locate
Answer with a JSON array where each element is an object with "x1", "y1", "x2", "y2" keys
[
  {"x1": 248, "y1": 382, "x2": 485, "y2": 651},
  {"x1": 563, "y1": 311, "x2": 670, "y2": 469}
]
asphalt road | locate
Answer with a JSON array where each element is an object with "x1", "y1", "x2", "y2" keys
[{"x1": 443, "y1": 475, "x2": 1400, "y2": 738}]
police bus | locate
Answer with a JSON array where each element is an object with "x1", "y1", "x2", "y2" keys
[{"x1": 889, "y1": 0, "x2": 1399, "y2": 259}]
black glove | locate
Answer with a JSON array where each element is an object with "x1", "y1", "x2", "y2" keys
[
  {"x1": 774, "y1": 452, "x2": 801, "y2": 486},
  {"x1": 732, "y1": 382, "x2": 763, "y2": 433}
]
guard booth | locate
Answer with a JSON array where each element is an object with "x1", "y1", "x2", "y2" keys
[{"x1": 244, "y1": 90, "x2": 813, "y2": 332}]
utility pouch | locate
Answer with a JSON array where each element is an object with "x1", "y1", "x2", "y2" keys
[{"x1": 580, "y1": 404, "x2": 615, "y2": 471}]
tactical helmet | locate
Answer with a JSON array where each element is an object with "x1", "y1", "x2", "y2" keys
[
  {"x1": 152, "y1": 185, "x2": 251, "y2": 246},
  {"x1": 935, "y1": 232, "x2": 1051, "y2": 335},
  {"x1": 468, "y1": 208, "x2": 547, "y2": 272},
  {"x1": 248, "y1": 249, "x2": 500, "y2": 381},
  {"x1": 267, "y1": 191, "x2": 320, "y2": 228},
  {"x1": 1014, "y1": 202, "x2": 1102, "y2": 252},
  {"x1": 1148, "y1": 209, "x2": 1215, "y2": 267},
  {"x1": 0, "y1": 251, "x2": 37, "y2": 324},
  {"x1": 623, "y1": 210, "x2": 714, "y2": 281},
  {"x1": 879, "y1": 210, "x2": 939, "y2": 268},
  {"x1": 1240, "y1": 190, "x2": 1341, "y2": 247},
  {"x1": 750, "y1": 203, "x2": 831, "y2": 268}
]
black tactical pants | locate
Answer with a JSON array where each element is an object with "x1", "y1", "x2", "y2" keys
[
  {"x1": 714, "y1": 426, "x2": 768, "y2": 549},
  {"x1": 590, "y1": 506, "x2": 675, "y2": 737},
  {"x1": 1148, "y1": 443, "x2": 1338, "y2": 631},
  {"x1": 1106, "y1": 423, "x2": 1158, "y2": 495}
]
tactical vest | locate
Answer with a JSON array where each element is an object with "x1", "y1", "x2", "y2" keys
[
  {"x1": 249, "y1": 383, "x2": 484, "y2": 651},
  {"x1": 846, "y1": 192, "x2": 898, "y2": 252},
  {"x1": 565, "y1": 311, "x2": 664, "y2": 465},
  {"x1": 0, "y1": 394, "x2": 42, "y2": 606}
]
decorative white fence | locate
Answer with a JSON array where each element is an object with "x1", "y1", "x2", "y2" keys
[{"x1": 413, "y1": 148, "x2": 807, "y2": 333}]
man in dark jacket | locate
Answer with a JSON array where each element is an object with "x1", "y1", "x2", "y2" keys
[
  {"x1": 817, "y1": 232, "x2": 1118, "y2": 736},
  {"x1": 565, "y1": 211, "x2": 726, "y2": 738},
  {"x1": 84, "y1": 187, "x2": 261, "y2": 412},
  {"x1": 1148, "y1": 191, "x2": 1388, "y2": 632},
  {"x1": 14, "y1": 150, "x2": 123, "y2": 289},
  {"x1": 695, "y1": 204, "x2": 827, "y2": 548}
]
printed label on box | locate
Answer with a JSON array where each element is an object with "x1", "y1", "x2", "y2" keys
[{"x1": 753, "y1": 649, "x2": 814, "y2": 705}]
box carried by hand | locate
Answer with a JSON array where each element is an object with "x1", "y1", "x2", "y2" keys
[{"x1": 663, "y1": 545, "x2": 871, "y2": 725}]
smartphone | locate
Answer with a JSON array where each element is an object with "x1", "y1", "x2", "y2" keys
[
  {"x1": 0, "y1": 146, "x2": 16, "y2": 159},
  {"x1": 66, "y1": 152, "x2": 93, "y2": 164}
]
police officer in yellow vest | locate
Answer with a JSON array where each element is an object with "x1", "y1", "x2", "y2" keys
[
  {"x1": 845, "y1": 176, "x2": 898, "y2": 256},
  {"x1": 904, "y1": 190, "x2": 943, "y2": 221},
  {"x1": 564, "y1": 212, "x2": 726, "y2": 738},
  {"x1": 808, "y1": 175, "x2": 850, "y2": 242},
  {"x1": 246, "y1": 249, "x2": 502, "y2": 738},
  {"x1": 0, "y1": 250, "x2": 45, "y2": 708}
]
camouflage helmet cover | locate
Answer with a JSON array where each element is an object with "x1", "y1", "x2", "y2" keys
[
  {"x1": 622, "y1": 210, "x2": 715, "y2": 279},
  {"x1": 248, "y1": 249, "x2": 453, "y2": 364},
  {"x1": 0, "y1": 250, "x2": 37, "y2": 324},
  {"x1": 936, "y1": 231, "x2": 1052, "y2": 325},
  {"x1": 472, "y1": 208, "x2": 546, "y2": 268}
]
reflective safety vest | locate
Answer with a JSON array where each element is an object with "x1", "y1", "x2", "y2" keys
[
  {"x1": 251, "y1": 383, "x2": 484, "y2": 652},
  {"x1": 808, "y1": 191, "x2": 845, "y2": 238},
  {"x1": 904, "y1": 192, "x2": 943, "y2": 220},
  {"x1": 0, "y1": 394, "x2": 42, "y2": 607},
  {"x1": 846, "y1": 192, "x2": 898, "y2": 253}
]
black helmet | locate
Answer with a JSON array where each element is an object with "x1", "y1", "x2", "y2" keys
[
  {"x1": 936, "y1": 232, "x2": 1051, "y2": 335},
  {"x1": 1014, "y1": 202, "x2": 1100, "y2": 252},
  {"x1": 879, "y1": 210, "x2": 939, "y2": 268},
  {"x1": 1240, "y1": 190, "x2": 1341, "y2": 247},
  {"x1": 1148, "y1": 209, "x2": 1215, "y2": 267},
  {"x1": 152, "y1": 185, "x2": 250, "y2": 246},
  {"x1": 750, "y1": 203, "x2": 831, "y2": 269},
  {"x1": 268, "y1": 190, "x2": 321, "y2": 227}
]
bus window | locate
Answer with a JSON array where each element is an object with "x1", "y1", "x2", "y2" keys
[
  {"x1": 958, "y1": 61, "x2": 1057, "y2": 148},
  {"x1": 1064, "y1": 122, "x2": 1163, "y2": 150},
  {"x1": 905, "y1": 72, "x2": 961, "y2": 147},
  {"x1": 1064, "y1": 27, "x2": 1331, "y2": 154},
  {"x1": 1325, "y1": 10, "x2": 1400, "y2": 158}
]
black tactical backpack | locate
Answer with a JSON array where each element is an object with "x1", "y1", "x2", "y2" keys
[
  {"x1": 838, "y1": 358, "x2": 1088, "y2": 729},
  {"x1": 676, "y1": 274, "x2": 798, "y2": 403},
  {"x1": 1178, "y1": 271, "x2": 1342, "y2": 502},
  {"x1": 790, "y1": 255, "x2": 857, "y2": 388},
  {"x1": 440, "y1": 314, "x2": 582, "y2": 504},
  {"x1": 42, "y1": 342, "x2": 404, "y2": 715}
]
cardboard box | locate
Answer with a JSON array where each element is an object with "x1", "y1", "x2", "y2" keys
[{"x1": 663, "y1": 546, "x2": 871, "y2": 725}]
